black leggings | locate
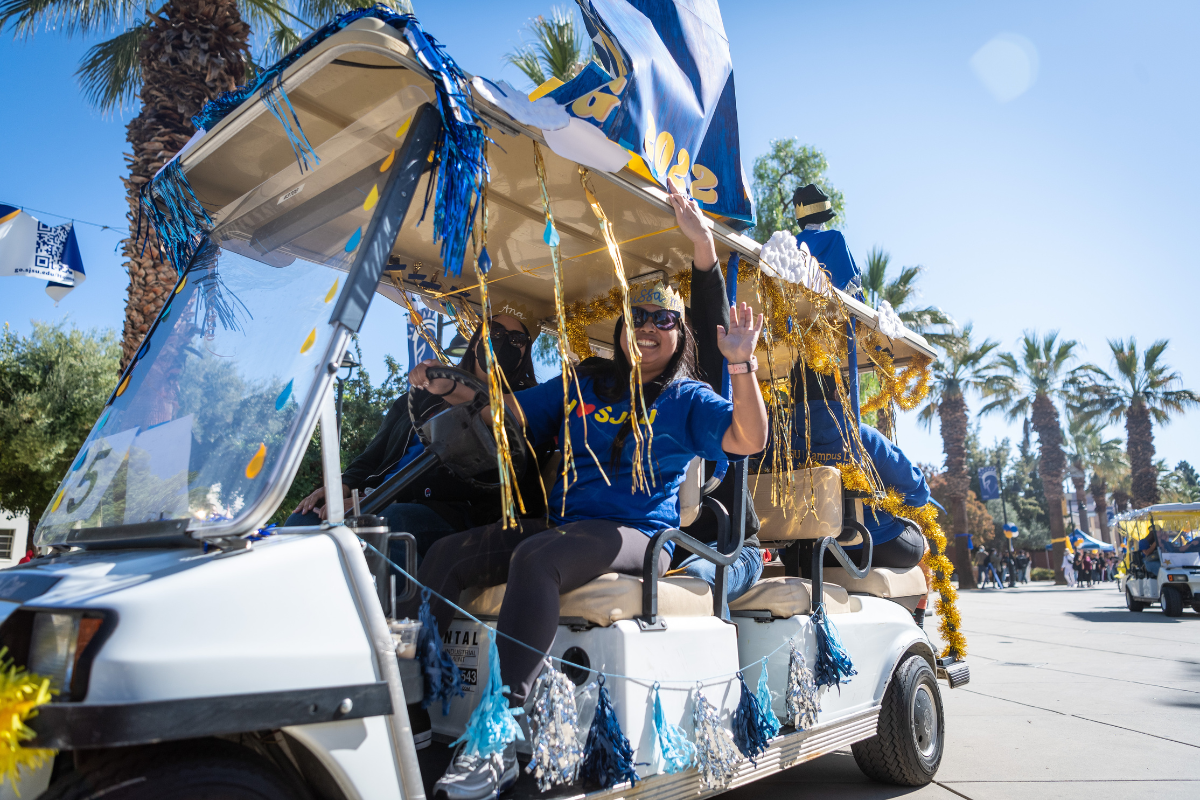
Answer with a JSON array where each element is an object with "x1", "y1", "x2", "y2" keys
[
  {"x1": 829, "y1": 522, "x2": 927, "y2": 568},
  {"x1": 404, "y1": 518, "x2": 671, "y2": 705}
]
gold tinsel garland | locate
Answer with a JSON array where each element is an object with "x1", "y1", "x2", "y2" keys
[
  {"x1": 858, "y1": 328, "x2": 932, "y2": 414},
  {"x1": 0, "y1": 648, "x2": 55, "y2": 788}
]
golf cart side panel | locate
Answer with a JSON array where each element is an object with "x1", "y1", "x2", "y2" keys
[{"x1": 285, "y1": 716, "x2": 404, "y2": 800}]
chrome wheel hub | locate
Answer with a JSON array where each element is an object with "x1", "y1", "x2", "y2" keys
[{"x1": 911, "y1": 683, "x2": 939, "y2": 760}]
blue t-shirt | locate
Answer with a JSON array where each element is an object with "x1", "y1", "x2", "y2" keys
[
  {"x1": 795, "y1": 229, "x2": 861, "y2": 294},
  {"x1": 514, "y1": 375, "x2": 735, "y2": 538}
]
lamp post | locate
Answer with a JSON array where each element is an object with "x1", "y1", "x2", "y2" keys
[{"x1": 335, "y1": 350, "x2": 360, "y2": 435}]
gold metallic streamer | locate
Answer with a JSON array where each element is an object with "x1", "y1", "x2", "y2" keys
[{"x1": 393, "y1": 283, "x2": 451, "y2": 366}]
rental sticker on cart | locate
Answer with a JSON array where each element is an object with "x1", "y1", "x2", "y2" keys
[{"x1": 443, "y1": 628, "x2": 481, "y2": 692}]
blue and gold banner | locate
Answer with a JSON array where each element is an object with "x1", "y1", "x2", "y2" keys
[{"x1": 549, "y1": 0, "x2": 754, "y2": 227}]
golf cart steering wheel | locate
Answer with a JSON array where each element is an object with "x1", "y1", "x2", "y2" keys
[{"x1": 407, "y1": 366, "x2": 527, "y2": 490}]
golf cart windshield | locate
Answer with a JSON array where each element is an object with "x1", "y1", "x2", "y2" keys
[{"x1": 34, "y1": 78, "x2": 430, "y2": 548}]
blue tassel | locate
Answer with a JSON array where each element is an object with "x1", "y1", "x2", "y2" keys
[
  {"x1": 579, "y1": 675, "x2": 638, "y2": 788},
  {"x1": 417, "y1": 589, "x2": 464, "y2": 715},
  {"x1": 651, "y1": 682, "x2": 694, "y2": 774},
  {"x1": 730, "y1": 672, "x2": 770, "y2": 765},
  {"x1": 139, "y1": 161, "x2": 212, "y2": 276},
  {"x1": 811, "y1": 603, "x2": 856, "y2": 691},
  {"x1": 477, "y1": 245, "x2": 492, "y2": 274},
  {"x1": 754, "y1": 659, "x2": 781, "y2": 739},
  {"x1": 451, "y1": 629, "x2": 523, "y2": 758},
  {"x1": 261, "y1": 74, "x2": 319, "y2": 172}
]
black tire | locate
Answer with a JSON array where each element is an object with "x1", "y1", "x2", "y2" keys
[
  {"x1": 41, "y1": 742, "x2": 301, "y2": 800},
  {"x1": 1160, "y1": 587, "x2": 1184, "y2": 617},
  {"x1": 1126, "y1": 588, "x2": 1147, "y2": 612},
  {"x1": 851, "y1": 654, "x2": 944, "y2": 786}
]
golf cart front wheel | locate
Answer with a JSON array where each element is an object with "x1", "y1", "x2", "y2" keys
[
  {"x1": 1126, "y1": 588, "x2": 1147, "y2": 612},
  {"x1": 42, "y1": 742, "x2": 301, "y2": 800},
  {"x1": 1160, "y1": 587, "x2": 1184, "y2": 617},
  {"x1": 852, "y1": 654, "x2": 944, "y2": 786}
]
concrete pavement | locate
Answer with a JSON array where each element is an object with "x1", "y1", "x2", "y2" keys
[{"x1": 724, "y1": 580, "x2": 1200, "y2": 799}]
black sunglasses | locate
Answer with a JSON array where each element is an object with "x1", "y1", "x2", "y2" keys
[
  {"x1": 489, "y1": 326, "x2": 530, "y2": 348},
  {"x1": 630, "y1": 307, "x2": 681, "y2": 331}
]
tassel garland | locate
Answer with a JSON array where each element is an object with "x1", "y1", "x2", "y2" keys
[
  {"x1": 785, "y1": 643, "x2": 820, "y2": 730},
  {"x1": 261, "y1": 74, "x2": 319, "y2": 172},
  {"x1": 811, "y1": 603, "x2": 857, "y2": 691},
  {"x1": 730, "y1": 672, "x2": 772, "y2": 765},
  {"x1": 691, "y1": 686, "x2": 741, "y2": 789},
  {"x1": 139, "y1": 161, "x2": 212, "y2": 276},
  {"x1": 417, "y1": 589, "x2": 464, "y2": 714},
  {"x1": 0, "y1": 648, "x2": 55, "y2": 787},
  {"x1": 527, "y1": 661, "x2": 583, "y2": 791},
  {"x1": 651, "y1": 683, "x2": 694, "y2": 774},
  {"x1": 579, "y1": 676, "x2": 638, "y2": 789},
  {"x1": 754, "y1": 659, "x2": 781, "y2": 739},
  {"x1": 451, "y1": 629, "x2": 523, "y2": 758}
]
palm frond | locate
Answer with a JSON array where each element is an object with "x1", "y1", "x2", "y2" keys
[
  {"x1": 263, "y1": 23, "x2": 304, "y2": 63},
  {"x1": 75, "y1": 21, "x2": 146, "y2": 112},
  {"x1": 0, "y1": 0, "x2": 139, "y2": 38},
  {"x1": 504, "y1": 44, "x2": 548, "y2": 86},
  {"x1": 292, "y1": 0, "x2": 411, "y2": 28}
]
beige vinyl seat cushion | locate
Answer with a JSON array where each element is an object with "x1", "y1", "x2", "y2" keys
[
  {"x1": 752, "y1": 466, "x2": 846, "y2": 542},
  {"x1": 823, "y1": 565, "x2": 928, "y2": 599},
  {"x1": 727, "y1": 576, "x2": 860, "y2": 617},
  {"x1": 458, "y1": 573, "x2": 713, "y2": 627}
]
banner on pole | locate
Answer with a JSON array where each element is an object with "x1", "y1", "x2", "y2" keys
[
  {"x1": 977, "y1": 466, "x2": 1001, "y2": 501},
  {"x1": 406, "y1": 295, "x2": 440, "y2": 368}
]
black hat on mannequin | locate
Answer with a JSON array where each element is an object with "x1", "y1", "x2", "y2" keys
[{"x1": 792, "y1": 183, "x2": 835, "y2": 226}]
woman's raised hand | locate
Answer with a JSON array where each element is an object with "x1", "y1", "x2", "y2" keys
[
  {"x1": 667, "y1": 178, "x2": 718, "y2": 271},
  {"x1": 408, "y1": 359, "x2": 456, "y2": 397},
  {"x1": 716, "y1": 301, "x2": 764, "y2": 364}
]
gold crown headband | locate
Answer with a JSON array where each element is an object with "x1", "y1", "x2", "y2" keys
[
  {"x1": 795, "y1": 199, "x2": 832, "y2": 219},
  {"x1": 628, "y1": 280, "x2": 684, "y2": 314}
]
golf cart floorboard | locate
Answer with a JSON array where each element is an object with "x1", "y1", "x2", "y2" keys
[{"x1": 419, "y1": 706, "x2": 880, "y2": 800}]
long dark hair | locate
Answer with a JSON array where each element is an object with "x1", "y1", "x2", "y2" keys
[
  {"x1": 457, "y1": 318, "x2": 538, "y2": 392},
  {"x1": 579, "y1": 314, "x2": 699, "y2": 465}
]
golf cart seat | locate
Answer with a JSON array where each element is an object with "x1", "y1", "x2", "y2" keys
[
  {"x1": 458, "y1": 574, "x2": 714, "y2": 626},
  {"x1": 751, "y1": 465, "x2": 864, "y2": 543},
  {"x1": 823, "y1": 565, "x2": 928, "y2": 611},
  {"x1": 728, "y1": 576, "x2": 861, "y2": 618}
]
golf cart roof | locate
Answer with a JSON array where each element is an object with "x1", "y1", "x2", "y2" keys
[
  {"x1": 175, "y1": 16, "x2": 935, "y2": 365},
  {"x1": 1117, "y1": 503, "x2": 1200, "y2": 522}
]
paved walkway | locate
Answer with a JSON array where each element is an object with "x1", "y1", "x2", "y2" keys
[{"x1": 724, "y1": 580, "x2": 1200, "y2": 799}]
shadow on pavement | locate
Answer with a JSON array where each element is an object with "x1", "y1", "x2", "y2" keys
[
  {"x1": 721, "y1": 751, "x2": 931, "y2": 799},
  {"x1": 1066, "y1": 610, "x2": 1191, "y2": 624}
]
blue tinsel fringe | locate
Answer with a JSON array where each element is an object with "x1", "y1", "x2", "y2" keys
[
  {"x1": 731, "y1": 672, "x2": 771, "y2": 765},
  {"x1": 138, "y1": 161, "x2": 212, "y2": 276},
  {"x1": 579, "y1": 676, "x2": 638, "y2": 788},
  {"x1": 651, "y1": 683, "x2": 694, "y2": 774},
  {"x1": 417, "y1": 589, "x2": 464, "y2": 715},
  {"x1": 261, "y1": 73, "x2": 319, "y2": 172},
  {"x1": 811, "y1": 604, "x2": 857, "y2": 691},
  {"x1": 450, "y1": 629, "x2": 523, "y2": 758},
  {"x1": 755, "y1": 659, "x2": 781, "y2": 739}
]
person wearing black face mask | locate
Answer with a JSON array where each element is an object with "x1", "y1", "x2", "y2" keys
[{"x1": 286, "y1": 313, "x2": 542, "y2": 556}]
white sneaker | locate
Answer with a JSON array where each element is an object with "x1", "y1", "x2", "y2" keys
[{"x1": 433, "y1": 742, "x2": 518, "y2": 800}]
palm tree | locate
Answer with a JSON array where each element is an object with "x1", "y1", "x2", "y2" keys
[
  {"x1": 1086, "y1": 436, "x2": 1126, "y2": 545},
  {"x1": 981, "y1": 331, "x2": 1084, "y2": 585},
  {"x1": 1063, "y1": 412, "x2": 1123, "y2": 538},
  {"x1": 862, "y1": 248, "x2": 955, "y2": 438},
  {"x1": 1, "y1": 0, "x2": 409, "y2": 367},
  {"x1": 1075, "y1": 338, "x2": 1199, "y2": 509},
  {"x1": 504, "y1": 5, "x2": 592, "y2": 88},
  {"x1": 919, "y1": 324, "x2": 999, "y2": 590}
]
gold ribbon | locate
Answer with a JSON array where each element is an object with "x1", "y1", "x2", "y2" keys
[{"x1": 794, "y1": 199, "x2": 832, "y2": 218}]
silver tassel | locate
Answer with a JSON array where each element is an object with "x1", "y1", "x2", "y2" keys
[
  {"x1": 786, "y1": 642, "x2": 820, "y2": 731},
  {"x1": 691, "y1": 685, "x2": 741, "y2": 788},
  {"x1": 527, "y1": 660, "x2": 583, "y2": 791}
]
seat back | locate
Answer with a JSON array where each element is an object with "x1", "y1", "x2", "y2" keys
[
  {"x1": 678, "y1": 457, "x2": 704, "y2": 527},
  {"x1": 752, "y1": 465, "x2": 846, "y2": 543}
]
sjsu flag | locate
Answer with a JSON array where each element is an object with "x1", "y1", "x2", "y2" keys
[
  {"x1": 406, "y1": 294, "x2": 440, "y2": 368},
  {"x1": 549, "y1": 0, "x2": 754, "y2": 227},
  {"x1": 0, "y1": 205, "x2": 87, "y2": 302}
]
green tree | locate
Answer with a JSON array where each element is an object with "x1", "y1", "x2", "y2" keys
[
  {"x1": 1063, "y1": 411, "x2": 1122, "y2": 538},
  {"x1": 504, "y1": 5, "x2": 592, "y2": 87},
  {"x1": 918, "y1": 324, "x2": 998, "y2": 588},
  {"x1": 1160, "y1": 460, "x2": 1200, "y2": 504},
  {"x1": 1075, "y1": 338, "x2": 1199, "y2": 508},
  {"x1": 0, "y1": 0, "x2": 409, "y2": 367},
  {"x1": 0, "y1": 322, "x2": 121, "y2": 528},
  {"x1": 981, "y1": 331, "x2": 1084, "y2": 585},
  {"x1": 750, "y1": 139, "x2": 845, "y2": 243}
]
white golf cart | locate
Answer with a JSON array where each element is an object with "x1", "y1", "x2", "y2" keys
[
  {"x1": 5, "y1": 12, "x2": 965, "y2": 799},
  {"x1": 1117, "y1": 504, "x2": 1200, "y2": 616}
]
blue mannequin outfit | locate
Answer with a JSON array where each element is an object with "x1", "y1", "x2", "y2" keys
[{"x1": 796, "y1": 226, "x2": 862, "y2": 295}]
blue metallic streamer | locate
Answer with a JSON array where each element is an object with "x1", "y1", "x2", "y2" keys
[
  {"x1": 579, "y1": 675, "x2": 638, "y2": 788},
  {"x1": 651, "y1": 682, "x2": 694, "y2": 774},
  {"x1": 450, "y1": 628, "x2": 523, "y2": 758},
  {"x1": 417, "y1": 588, "x2": 464, "y2": 714},
  {"x1": 811, "y1": 603, "x2": 857, "y2": 691},
  {"x1": 730, "y1": 671, "x2": 770, "y2": 765}
]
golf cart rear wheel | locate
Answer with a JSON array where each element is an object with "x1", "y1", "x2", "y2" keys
[
  {"x1": 1160, "y1": 586, "x2": 1184, "y2": 617},
  {"x1": 42, "y1": 743, "x2": 300, "y2": 800},
  {"x1": 1126, "y1": 588, "x2": 1147, "y2": 612},
  {"x1": 852, "y1": 654, "x2": 944, "y2": 786}
]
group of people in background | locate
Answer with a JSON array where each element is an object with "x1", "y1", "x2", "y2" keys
[
  {"x1": 974, "y1": 547, "x2": 1032, "y2": 588},
  {"x1": 1062, "y1": 549, "x2": 1118, "y2": 588}
]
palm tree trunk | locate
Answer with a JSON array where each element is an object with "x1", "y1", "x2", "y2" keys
[
  {"x1": 939, "y1": 394, "x2": 976, "y2": 589},
  {"x1": 1112, "y1": 489, "x2": 1130, "y2": 514},
  {"x1": 1126, "y1": 400, "x2": 1158, "y2": 508},
  {"x1": 1070, "y1": 474, "x2": 1090, "y2": 534},
  {"x1": 1031, "y1": 392, "x2": 1068, "y2": 585},
  {"x1": 1090, "y1": 474, "x2": 1110, "y2": 544},
  {"x1": 120, "y1": 0, "x2": 250, "y2": 368}
]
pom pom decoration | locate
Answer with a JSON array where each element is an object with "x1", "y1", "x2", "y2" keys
[
  {"x1": 811, "y1": 602, "x2": 857, "y2": 692},
  {"x1": 876, "y1": 299, "x2": 907, "y2": 339},
  {"x1": 0, "y1": 648, "x2": 55, "y2": 788},
  {"x1": 526, "y1": 660, "x2": 583, "y2": 791},
  {"x1": 651, "y1": 682, "x2": 694, "y2": 774},
  {"x1": 730, "y1": 672, "x2": 771, "y2": 766},
  {"x1": 785, "y1": 643, "x2": 820, "y2": 731},
  {"x1": 417, "y1": 589, "x2": 464, "y2": 715},
  {"x1": 758, "y1": 231, "x2": 830, "y2": 293},
  {"x1": 691, "y1": 685, "x2": 741, "y2": 789},
  {"x1": 579, "y1": 675, "x2": 638, "y2": 789},
  {"x1": 451, "y1": 629, "x2": 523, "y2": 758},
  {"x1": 754, "y1": 659, "x2": 781, "y2": 740}
]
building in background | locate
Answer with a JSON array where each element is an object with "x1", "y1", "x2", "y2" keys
[{"x1": 0, "y1": 509, "x2": 29, "y2": 568}]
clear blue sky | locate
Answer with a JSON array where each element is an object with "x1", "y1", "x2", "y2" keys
[{"x1": 3, "y1": 0, "x2": 1198, "y2": 474}]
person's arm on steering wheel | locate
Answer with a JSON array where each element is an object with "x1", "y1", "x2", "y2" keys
[{"x1": 409, "y1": 360, "x2": 528, "y2": 424}]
